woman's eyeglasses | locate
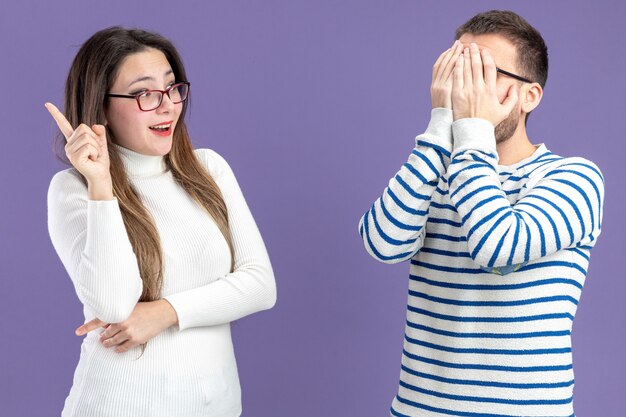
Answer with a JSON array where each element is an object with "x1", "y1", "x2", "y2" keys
[{"x1": 107, "y1": 82, "x2": 190, "y2": 111}]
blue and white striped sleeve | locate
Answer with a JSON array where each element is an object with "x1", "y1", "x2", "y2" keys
[
  {"x1": 359, "y1": 108, "x2": 453, "y2": 264},
  {"x1": 447, "y1": 118, "x2": 605, "y2": 271}
]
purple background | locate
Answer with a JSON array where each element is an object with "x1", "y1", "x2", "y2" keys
[{"x1": 1, "y1": 1, "x2": 624, "y2": 416}]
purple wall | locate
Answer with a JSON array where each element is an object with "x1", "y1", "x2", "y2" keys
[{"x1": 1, "y1": 1, "x2": 624, "y2": 416}]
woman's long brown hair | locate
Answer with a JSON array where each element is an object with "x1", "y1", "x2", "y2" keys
[{"x1": 57, "y1": 27, "x2": 235, "y2": 305}]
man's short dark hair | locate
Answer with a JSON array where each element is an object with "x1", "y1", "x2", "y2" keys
[{"x1": 455, "y1": 10, "x2": 548, "y2": 89}]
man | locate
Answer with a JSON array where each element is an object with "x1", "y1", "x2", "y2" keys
[{"x1": 359, "y1": 10, "x2": 604, "y2": 417}]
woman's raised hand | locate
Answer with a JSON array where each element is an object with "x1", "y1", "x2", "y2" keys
[{"x1": 45, "y1": 102, "x2": 114, "y2": 200}]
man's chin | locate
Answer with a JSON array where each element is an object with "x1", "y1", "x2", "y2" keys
[
  {"x1": 495, "y1": 133, "x2": 514, "y2": 144},
  {"x1": 495, "y1": 114, "x2": 520, "y2": 144}
]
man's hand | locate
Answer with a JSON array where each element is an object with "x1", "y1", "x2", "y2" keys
[
  {"x1": 75, "y1": 300, "x2": 179, "y2": 353},
  {"x1": 451, "y1": 43, "x2": 519, "y2": 125},
  {"x1": 431, "y1": 40, "x2": 464, "y2": 109}
]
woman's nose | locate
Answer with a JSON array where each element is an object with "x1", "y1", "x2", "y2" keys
[{"x1": 157, "y1": 92, "x2": 176, "y2": 113}]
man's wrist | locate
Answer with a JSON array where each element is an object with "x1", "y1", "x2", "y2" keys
[
  {"x1": 451, "y1": 118, "x2": 497, "y2": 155},
  {"x1": 453, "y1": 110, "x2": 498, "y2": 126},
  {"x1": 423, "y1": 107, "x2": 454, "y2": 148}
]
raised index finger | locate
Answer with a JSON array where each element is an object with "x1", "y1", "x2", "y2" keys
[{"x1": 44, "y1": 102, "x2": 74, "y2": 139}]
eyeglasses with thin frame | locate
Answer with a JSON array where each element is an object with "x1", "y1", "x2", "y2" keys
[
  {"x1": 106, "y1": 82, "x2": 190, "y2": 111},
  {"x1": 495, "y1": 68, "x2": 533, "y2": 83}
]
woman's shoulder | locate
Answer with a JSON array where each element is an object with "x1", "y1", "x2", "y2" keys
[
  {"x1": 47, "y1": 167, "x2": 89, "y2": 211},
  {"x1": 49, "y1": 167, "x2": 86, "y2": 194},
  {"x1": 193, "y1": 148, "x2": 234, "y2": 179}
]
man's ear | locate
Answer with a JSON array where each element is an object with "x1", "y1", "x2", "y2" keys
[{"x1": 521, "y1": 82, "x2": 543, "y2": 114}]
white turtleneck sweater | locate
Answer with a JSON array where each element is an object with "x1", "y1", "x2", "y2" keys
[{"x1": 47, "y1": 144, "x2": 276, "y2": 417}]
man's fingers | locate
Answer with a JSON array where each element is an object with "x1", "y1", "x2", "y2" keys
[
  {"x1": 437, "y1": 41, "x2": 462, "y2": 80},
  {"x1": 501, "y1": 83, "x2": 520, "y2": 113},
  {"x1": 75, "y1": 318, "x2": 107, "y2": 336},
  {"x1": 45, "y1": 102, "x2": 74, "y2": 140},
  {"x1": 463, "y1": 48, "x2": 472, "y2": 89},
  {"x1": 433, "y1": 41, "x2": 461, "y2": 80},
  {"x1": 481, "y1": 49, "x2": 497, "y2": 87},
  {"x1": 469, "y1": 43, "x2": 484, "y2": 86},
  {"x1": 432, "y1": 48, "x2": 449, "y2": 79},
  {"x1": 453, "y1": 54, "x2": 464, "y2": 91},
  {"x1": 441, "y1": 41, "x2": 464, "y2": 82}
]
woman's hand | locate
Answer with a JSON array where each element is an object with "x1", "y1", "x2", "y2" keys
[
  {"x1": 76, "y1": 300, "x2": 179, "y2": 353},
  {"x1": 431, "y1": 40, "x2": 464, "y2": 109},
  {"x1": 45, "y1": 102, "x2": 113, "y2": 200}
]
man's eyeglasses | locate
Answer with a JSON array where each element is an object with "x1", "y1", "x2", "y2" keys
[
  {"x1": 107, "y1": 82, "x2": 190, "y2": 111},
  {"x1": 496, "y1": 68, "x2": 533, "y2": 84}
]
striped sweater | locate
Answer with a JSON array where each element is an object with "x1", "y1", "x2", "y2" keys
[{"x1": 358, "y1": 108, "x2": 604, "y2": 417}]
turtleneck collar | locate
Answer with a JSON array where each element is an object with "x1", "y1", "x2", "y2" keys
[{"x1": 112, "y1": 143, "x2": 168, "y2": 178}]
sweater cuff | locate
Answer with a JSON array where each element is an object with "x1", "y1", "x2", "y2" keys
[
  {"x1": 452, "y1": 118, "x2": 497, "y2": 156},
  {"x1": 419, "y1": 108, "x2": 453, "y2": 152},
  {"x1": 163, "y1": 293, "x2": 190, "y2": 331}
]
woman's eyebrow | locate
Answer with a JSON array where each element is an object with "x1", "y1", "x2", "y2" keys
[{"x1": 127, "y1": 69, "x2": 174, "y2": 88}]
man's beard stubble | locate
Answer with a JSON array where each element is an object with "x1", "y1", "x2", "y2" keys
[{"x1": 494, "y1": 107, "x2": 520, "y2": 144}]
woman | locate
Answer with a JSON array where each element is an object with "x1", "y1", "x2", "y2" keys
[{"x1": 46, "y1": 27, "x2": 276, "y2": 417}]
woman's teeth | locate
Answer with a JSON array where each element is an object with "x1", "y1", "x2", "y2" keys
[{"x1": 149, "y1": 125, "x2": 171, "y2": 131}]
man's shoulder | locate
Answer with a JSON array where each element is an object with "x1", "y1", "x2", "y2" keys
[
  {"x1": 532, "y1": 155, "x2": 602, "y2": 179},
  {"x1": 524, "y1": 154, "x2": 604, "y2": 194}
]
